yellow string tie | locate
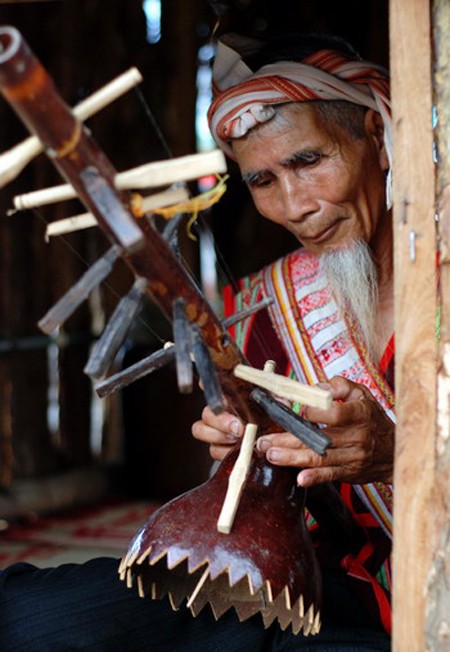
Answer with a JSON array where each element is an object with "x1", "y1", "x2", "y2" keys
[{"x1": 132, "y1": 174, "x2": 229, "y2": 240}]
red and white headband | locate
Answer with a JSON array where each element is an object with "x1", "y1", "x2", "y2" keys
[{"x1": 208, "y1": 34, "x2": 392, "y2": 206}]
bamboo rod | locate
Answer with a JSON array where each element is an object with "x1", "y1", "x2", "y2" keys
[
  {"x1": 217, "y1": 423, "x2": 258, "y2": 534},
  {"x1": 222, "y1": 297, "x2": 274, "y2": 328},
  {"x1": 38, "y1": 246, "x2": 121, "y2": 334},
  {"x1": 173, "y1": 297, "x2": 194, "y2": 394},
  {"x1": 217, "y1": 360, "x2": 275, "y2": 534},
  {"x1": 233, "y1": 364, "x2": 332, "y2": 409},
  {"x1": 94, "y1": 345, "x2": 176, "y2": 398},
  {"x1": 13, "y1": 150, "x2": 226, "y2": 210},
  {"x1": 0, "y1": 67, "x2": 142, "y2": 188},
  {"x1": 45, "y1": 187, "x2": 189, "y2": 238},
  {"x1": 84, "y1": 278, "x2": 146, "y2": 379}
]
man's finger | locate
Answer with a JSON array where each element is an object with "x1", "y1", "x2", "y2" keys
[
  {"x1": 262, "y1": 441, "x2": 367, "y2": 470},
  {"x1": 200, "y1": 406, "x2": 244, "y2": 436},
  {"x1": 305, "y1": 391, "x2": 372, "y2": 426},
  {"x1": 297, "y1": 465, "x2": 345, "y2": 487},
  {"x1": 191, "y1": 420, "x2": 239, "y2": 445},
  {"x1": 210, "y1": 443, "x2": 237, "y2": 461}
]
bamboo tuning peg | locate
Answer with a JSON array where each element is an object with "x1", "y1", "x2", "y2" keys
[
  {"x1": 0, "y1": 67, "x2": 142, "y2": 188},
  {"x1": 172, "y1": 298, "x2": 194, "y2": 394},
  {"x1": 38, "y1": 246, "x2": 121, "y2": 335},
  {"x1": 84, "y1": 278, "x2": 147, "y2": 379}
]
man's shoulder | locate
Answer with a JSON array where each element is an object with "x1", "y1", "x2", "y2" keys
[{"x1": 224, "y1": 248, "x2": 319, "y2": 307}]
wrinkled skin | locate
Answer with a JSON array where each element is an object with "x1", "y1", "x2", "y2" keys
[
  {"x1": 192, "y1": 102, "x2": 395, "y2": 487},
  {"x1": 233, "y1": 104, "x2": 389, "y2": 258},
  {"x1": 191, "y1": 376, "x2": 394, "y2": 487}
]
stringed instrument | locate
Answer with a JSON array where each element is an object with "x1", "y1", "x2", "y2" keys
[{"x1": 0, "y1": 26, "x2": 365, "y2": 636}]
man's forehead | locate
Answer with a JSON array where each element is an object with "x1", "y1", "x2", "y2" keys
[
  {"x1": 231, "y1": 109, "x2": 334, "y2": 172},
  {"x1": 238, "y1": 146, "x2": 326, "y2": 183}
]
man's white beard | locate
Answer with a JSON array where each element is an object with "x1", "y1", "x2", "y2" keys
[{"x1": 319, "y1": 240, "x2": 378, "y2": 360}]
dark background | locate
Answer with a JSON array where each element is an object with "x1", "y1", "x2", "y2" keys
[{"x1": 0, "y1": 0, "x2": 389, "y2": 509}]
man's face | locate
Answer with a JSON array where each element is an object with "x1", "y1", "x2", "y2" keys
[{"x1": 231, "y1": 103, "x2": 389, "y2": 257}]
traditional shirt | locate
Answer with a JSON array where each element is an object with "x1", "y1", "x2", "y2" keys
[{"x1": 223, "y1": 247, "x2": 394, "y2": 633}]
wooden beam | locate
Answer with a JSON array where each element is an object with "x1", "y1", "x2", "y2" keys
[
  {"x1": 390, "y1": 1, "x2": 438, "y2": 650},
  {"x1": 425, "y1": 2, "x2": 450, "y2": 648}
]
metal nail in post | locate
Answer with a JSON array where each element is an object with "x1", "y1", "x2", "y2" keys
[{"x1": 409, "y1": 230, "x2": 416, "y2": 262}]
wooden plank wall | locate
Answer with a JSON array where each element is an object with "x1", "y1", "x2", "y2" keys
[
  {"x1": 390, "y1": 0, "x2": 438, "y2": 649},
  {"x1": 425, "y1": 1, "x2": 450, "y2": 649}
]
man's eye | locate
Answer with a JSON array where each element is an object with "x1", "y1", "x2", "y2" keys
[
  {"x1": 255, "y1": 178, "x2": 272, "y2": 188},
  {"x1": 248, "y1": 176, "x2": 273, "y2": 189},
  {"x1": 294, "y1": 152, "x2": 322, "y2": 166}
]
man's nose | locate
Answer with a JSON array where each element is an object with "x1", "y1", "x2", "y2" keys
[{"x1": 279, "y1": 175, "x2": 317, "y2": 222}]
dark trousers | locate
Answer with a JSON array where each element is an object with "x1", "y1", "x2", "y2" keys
[{"x1": 0, "y1": 557, "x2": 390, "y2": 651}]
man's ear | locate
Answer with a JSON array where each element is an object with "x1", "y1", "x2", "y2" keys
[{"x1": 364, "y1": 109, "x2": 390, "y2": 172}]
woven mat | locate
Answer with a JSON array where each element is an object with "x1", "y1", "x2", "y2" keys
[{"x1": 0, "y1": 500, "x2": 160, "y2": 568}]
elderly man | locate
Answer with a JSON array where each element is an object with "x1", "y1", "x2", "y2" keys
[
  {"x1": 0, "y1": 33, "x2": 393, "y2": 651},
  {"x1": 193, "y1": 30, "x2": 395, "y2": 643}
]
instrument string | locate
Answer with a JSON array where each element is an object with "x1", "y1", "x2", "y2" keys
[
  {"x1": 132, "y1": 84, "x2": 278, "y2": 364},
  {"x1": 133, "y1": 86, "x2": 173, "y2": 160},
  {"x1": 28, "y1": 206, "x2": 166, "y2": 346}
]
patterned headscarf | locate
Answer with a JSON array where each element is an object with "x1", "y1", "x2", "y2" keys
[{"x1": 208, "y1": 34, "x2": 392, "y2": 206}]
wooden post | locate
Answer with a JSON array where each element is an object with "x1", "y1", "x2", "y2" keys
[
  {"x1": 425, "y1": 2, "x2": 450, "y2": 649},
  {"x1": 390, "y1": 0, "x2": 438, "y2": 649}
]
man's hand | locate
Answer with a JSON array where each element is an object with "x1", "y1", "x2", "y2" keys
[
  {"x1": 191, "y1": 406, "x2": 244, "y2": 461},
  {"x1": 256, "y1": 376, "x2": 394, "y2": 487}
]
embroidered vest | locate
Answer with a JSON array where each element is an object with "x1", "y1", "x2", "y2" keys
[{"x1": 223, "y1": 248, "x2": 394, "y2": 633}]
